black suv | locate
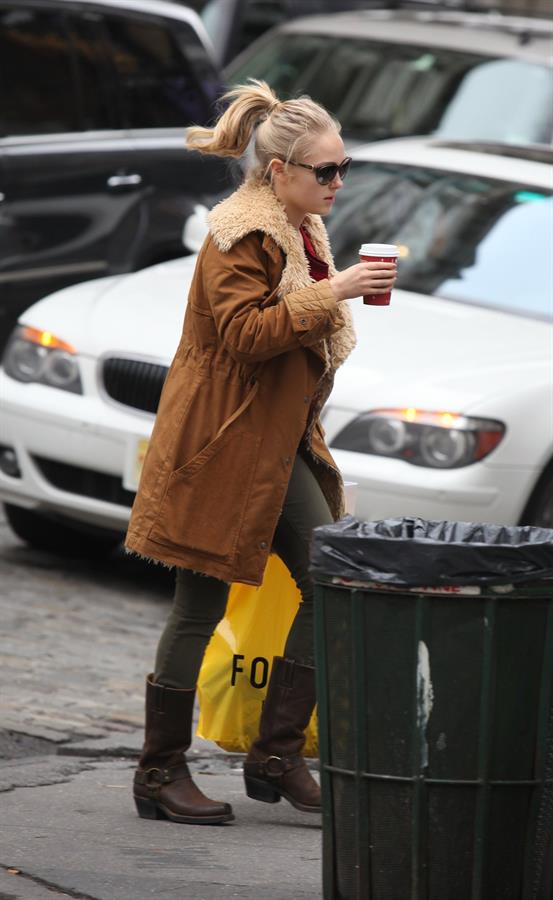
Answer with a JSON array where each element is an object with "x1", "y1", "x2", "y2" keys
[{"x1": 0, "y1": 0, "x2": 233, "y2": 351}]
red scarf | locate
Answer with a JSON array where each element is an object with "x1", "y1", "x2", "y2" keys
[{"x1": 300, "y1": 226, "x2": 329, "y2": 282}]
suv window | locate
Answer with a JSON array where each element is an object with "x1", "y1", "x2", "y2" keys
[
  {"x1": 227, "y1": 32, "x2": 553, "y2": 144},
  {"x1": 0, "y1": 6, "x2": 115, "y2": 136},
  {"x1": 64, "y1": 15, "x2": 115, "y2": 132},
  {"x1": 102, "y1": 15, "x2": 218, "y2": 128},
  {"x1": 0, "y1": 6, "x2": 79, "y2": 136},
  {"x1": 328, "y1": 162, "x2": 553, "y2": 320}
]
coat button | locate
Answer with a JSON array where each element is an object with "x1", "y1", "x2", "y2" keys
[
  {"x1": 300, "y1": 317, "x2": 307, "y2": 325},
  {"x1": 303, "y1": 395, "x2": 310, "y2": 404},
  {"x1": 259, "y1": 541, "x2": 268, "y2": 550},
  {"x1": 284, "y1": 456, "x2": 292, "y2": 465}
]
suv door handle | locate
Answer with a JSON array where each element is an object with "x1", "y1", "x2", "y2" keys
[
  {"x1": 0, "y1": 192, "x2": 5, "y2": 202},
  {"x1": 107, "y1": 174, "x2": 143, "y2": 190}
]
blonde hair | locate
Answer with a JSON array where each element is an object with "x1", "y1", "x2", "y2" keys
[{"x1": 186, "y1": 79, "x2": 340, "y2": 182}]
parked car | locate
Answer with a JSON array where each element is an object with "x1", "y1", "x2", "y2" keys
[
  {"x1": 0, "y1": 0, "x2": 233, "y2": 354},
  {"x1": 323, "y1": 138, "x2": 553, "y2": 529},
  {"x1": 226, "y1": 8, "x2": 553, "y2": 147},
  {"x1": 184, "y1": 0, "x2": 553, "y2": 67},
  {"x1": 0, "y1": 138, "x2": 552, "y2": 556}
]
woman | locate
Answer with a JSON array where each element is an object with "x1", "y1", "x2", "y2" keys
[{"x1": 126, "y1": 80, "x2": 397, "y2": 825}]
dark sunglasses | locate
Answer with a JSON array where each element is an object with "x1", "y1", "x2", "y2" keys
[{"x1": 288, "y1": 156, "x2": 352, "y2": 185}]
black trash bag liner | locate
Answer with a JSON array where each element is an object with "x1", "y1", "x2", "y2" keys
[{"x1": 310, "y1": 516, "x2": 553, "y2": 587}]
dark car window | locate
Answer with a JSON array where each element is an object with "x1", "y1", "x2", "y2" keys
[
  {"x1": 0, "y1": 6, "x2": 80, "y2": 136},
  {"x1": 327, "y1": 162, "x2": 553, "y2": 320},
  {"x1": 102, "y1": 15, "x2": 218, "y2": 128},
  {"x1": 227, "y1": 31, "x2": 553, "y2": 145},
  {"x1": 0, "y1": 6, "x2": 116, "y2": 136},
  {"x1": 64, "y1": 14, "x2": 116, "y2": 131}
]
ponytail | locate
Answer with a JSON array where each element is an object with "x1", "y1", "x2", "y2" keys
[{"x1": 186, "y1": 79, "x2": 280, "y2": 158}]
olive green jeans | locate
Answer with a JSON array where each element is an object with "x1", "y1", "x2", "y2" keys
[{"x1": 154, "y1": 451, "x2": 333, "y2": 688}]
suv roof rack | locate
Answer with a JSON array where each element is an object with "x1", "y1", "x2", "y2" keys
[
  {"x1": 394, "y1": 0, "x2": 552, "y2": 25},
  {"x1": 433, "y1": 140, "x2": 553, "y2": 164},
  {"x1": 367, "y1": 6, "x2": 553, "y2": 37}
]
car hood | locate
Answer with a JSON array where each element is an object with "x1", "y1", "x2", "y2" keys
[
  {"x1": 20, "y1": 258, "x2": 550, "y2": 414},
  {"x1": 19, "y1": 257, "x2": 198, "y2": 362},
  {"x1": 332, "y1": 290, "x2": 551, "y2": 416}
]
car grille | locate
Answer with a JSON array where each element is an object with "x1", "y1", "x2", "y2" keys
[
  {"x1": 102, "y1": 357, "x2": 168, "y2": 414},
  {"x1": 33, "y1": 456, "x2": 135, "y2": 508}
]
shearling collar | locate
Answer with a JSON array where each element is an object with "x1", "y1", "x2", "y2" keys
[{"x1": 207, "y1": 179, "x2": 356, "y2": 370}]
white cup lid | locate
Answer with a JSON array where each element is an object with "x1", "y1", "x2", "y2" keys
[{"x1": 359, "y1": 243, "x2": 398, "y2": 257}]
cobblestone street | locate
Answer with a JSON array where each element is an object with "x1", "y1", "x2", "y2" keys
[
  {"x1": 0, "y1": 507, "x2": 173, "y2": 748},
  {"x1": 0, "y1": 508, "x2": 322, "y2": 899}
]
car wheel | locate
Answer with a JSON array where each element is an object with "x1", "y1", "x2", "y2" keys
[
  {"x1": 521, "y1": 468, "x2": 553, "y2": 529},
  {"x1": 4, "y1": 504, "x2": 122, "y2": 558}
]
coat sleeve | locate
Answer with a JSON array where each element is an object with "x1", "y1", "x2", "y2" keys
[{"x1": 204, "y1": 232, "x2": 346, "y2": 364}]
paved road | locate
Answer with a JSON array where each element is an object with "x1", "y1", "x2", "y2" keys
[{"x1": 0, "y1": 508, "x2": 322, "y2": 899}]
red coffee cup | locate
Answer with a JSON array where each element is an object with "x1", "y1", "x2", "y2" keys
[{"x1": 359, "y1": 243, "x2": 399, "y2": 305}]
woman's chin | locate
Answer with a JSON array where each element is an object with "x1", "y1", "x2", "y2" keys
[{"x1": 305, "y1": 198, "x2": 335, "y2": 217}]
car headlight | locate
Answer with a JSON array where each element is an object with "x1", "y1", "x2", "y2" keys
[
  {"x1": 2, "y1": 326, "x2": 83, "y2": 394},
  {"x1": 331, "y1": 408, "x2": 505, "y2": 468}
]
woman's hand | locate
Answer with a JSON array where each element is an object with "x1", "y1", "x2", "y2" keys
[{"x1": 329, "y1": 261, "x2": 397, "y2": 302}]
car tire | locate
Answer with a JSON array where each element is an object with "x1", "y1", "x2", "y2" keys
[
  {"x1": 4, "y1": 504, "x2": 122, "y2": 558},
  {"x1": 520, "y1": 466, "x2": 553, "y2": 529}
]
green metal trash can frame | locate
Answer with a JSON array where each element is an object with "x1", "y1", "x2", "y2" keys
[{"x1": 312, "y1": 519, "x2": 553, "y2": 900}]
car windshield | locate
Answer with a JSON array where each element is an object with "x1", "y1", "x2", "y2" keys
[
  {"x1": 326, "y1": 161, "x2": 553, "y2": 320},
  {"x1": 227, "y1": 32, "x2": 553, "y2": 144}
]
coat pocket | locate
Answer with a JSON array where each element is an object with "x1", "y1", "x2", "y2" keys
[{"x1": 148, "y1": 428, "x2": 260, "y2": 560}]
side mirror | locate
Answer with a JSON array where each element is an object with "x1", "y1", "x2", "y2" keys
[{"x1": 182, "y1": 204, "x2": 209, "y2": 253}]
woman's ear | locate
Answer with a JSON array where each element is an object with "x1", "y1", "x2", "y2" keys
[{"x1": 269, "y1": 158, "x2": 287, "y2": 183}]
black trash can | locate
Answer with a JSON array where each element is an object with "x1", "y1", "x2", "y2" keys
[{"x1": 311, "y1": 517, "x2": 553, "y2": 900}]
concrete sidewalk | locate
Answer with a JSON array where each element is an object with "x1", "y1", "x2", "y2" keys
[{"x1": 0, "y1": 752, "x2": 322, "y2": 900}]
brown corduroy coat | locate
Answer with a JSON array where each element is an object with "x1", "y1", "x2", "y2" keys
[{"x1": 124, "y1": 179, "x2": 356, "y2": 585}]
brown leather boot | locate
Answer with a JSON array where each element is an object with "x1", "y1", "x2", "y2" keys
[
  {"x1": 133, "y1": 675, "x2": 234, "y2": 825},
  {"x1": 243, "y1": 657, "x2": 321, "y2": 813}
]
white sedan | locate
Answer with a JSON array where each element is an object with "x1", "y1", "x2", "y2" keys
[{"x1": 0, "y1": 138, "x2": 552, "y2": 555}]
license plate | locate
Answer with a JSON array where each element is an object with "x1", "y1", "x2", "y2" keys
[{"x1": 123, "y1": 438, "x2": 149, "y2": 492}]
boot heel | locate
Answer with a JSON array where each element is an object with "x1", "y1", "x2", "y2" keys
[
  {"x1": 244, "y1": 777, "x2": 281, "y2": 804},
  {"x1": 134, "y1": 796, "x2": 163, "y2": 819}
]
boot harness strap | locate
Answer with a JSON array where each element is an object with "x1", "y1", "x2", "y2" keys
[
  {"x1": 135, "y1": 763, "x2": 191, "y2": 796},
  {"x1": 260, "y1": 754, "x2": 305, "y2": 777}
]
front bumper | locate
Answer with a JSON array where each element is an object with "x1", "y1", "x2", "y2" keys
[
  {"x1": 331, "y1": 446, "x2": 536, "y2": 526},
  {"x1": 0, "y1": 366, "x2": 153, "y2": 532}
]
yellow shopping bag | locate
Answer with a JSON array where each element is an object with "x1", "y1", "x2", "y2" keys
[{"x1": 197, "y1": 554, "x2": 318, "y2": 757}]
